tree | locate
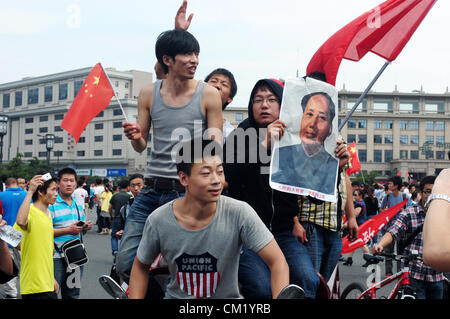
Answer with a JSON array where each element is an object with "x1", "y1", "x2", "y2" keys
[{"x1": 0, "y1": 153, "x2": 54, "y2": 180}]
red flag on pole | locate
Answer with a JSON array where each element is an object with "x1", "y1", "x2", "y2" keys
[
  {"x1": 346, "y1": 142, "x2": 362, "y2": 176},
  {"x1": 61, "y1": 63, "x2": 115, "y2": 143},
  {"x1": 306, "y1": 0, "x2": 437, "y2": 86},
  {"x1": 341, "y1": 199, "x2": 407, "y2": 254}
]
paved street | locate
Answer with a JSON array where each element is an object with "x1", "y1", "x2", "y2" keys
[{"x1": 2, "y1": 207, "x2": 397, "y2": 299}]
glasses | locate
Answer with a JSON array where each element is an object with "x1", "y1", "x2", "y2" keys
[
  {"x1": 252, "y1": 97, "x2": 279, "y2": 106},
  {"x1": 422, "y1": 190, "x2": 432, "y2": 194}
]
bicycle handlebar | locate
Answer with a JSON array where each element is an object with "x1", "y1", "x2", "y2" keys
[{"x1": 377, "y1": 251, "x2": 421, "y2": 263}]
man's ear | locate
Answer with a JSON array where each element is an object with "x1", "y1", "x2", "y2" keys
[
  {"x1": 162, "y1": 55, "x2": 173, "y2": 69},
  {"x1": 178, "y1": 171, "x2": 188, "y2": 187}
]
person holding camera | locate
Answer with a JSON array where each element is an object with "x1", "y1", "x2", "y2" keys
[
  {"x1": 49, "y1": 167, "x2": 92, "y2": 299},
  {"x1": 14, "y1": 174, "x2": 60, "y2": 299}
]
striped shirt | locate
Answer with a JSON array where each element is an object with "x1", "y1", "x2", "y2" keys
[
  {"x1": 297, "y1": 171, "x2": 347, "y2": 232},
  {"x1": 49, "y1": 193, "x2": 85, "y2": 258},
  {"x1": 387, "y1": 204, "x2": 445, "y2": 282}
]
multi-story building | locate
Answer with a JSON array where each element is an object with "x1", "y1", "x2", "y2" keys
[
  {"x1": 224, "y1": 87, "x2": 450, "y2": 182},
  {"x1": 0, "y1": 66, "x2": 153, "y2": 178}
]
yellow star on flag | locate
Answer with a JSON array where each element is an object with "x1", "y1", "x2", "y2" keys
[
  {"x1": 349, "y1": 146, "x2": 356, "y2": 154},
  {"x1": 93, "y1": 76, "x2": 100, "y2": 85}
]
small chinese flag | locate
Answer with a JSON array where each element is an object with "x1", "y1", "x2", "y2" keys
[
  {"x1": 61, "y1": 63, "x2": 115, "y2": 143},
  {"x1": 346, "y1": 142, "x2": 361, "y2": 176}
]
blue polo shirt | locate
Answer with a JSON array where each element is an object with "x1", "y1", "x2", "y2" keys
[
  {"x1": 48, "y1": 193, "x2": 85, "y2": 258},
  {"x1": 0, "y1": 187, "x2": 27, "y2": 227}
]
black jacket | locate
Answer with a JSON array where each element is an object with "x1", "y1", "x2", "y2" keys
[{"x1": 224, "y1": 79, "x2": 299, "y2": 234}]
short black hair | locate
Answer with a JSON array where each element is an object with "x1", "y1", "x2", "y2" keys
[
  {"x1": 77, "y1": 178, "x2": 85, "y2": 188},
  {"x1": 155, "y1": 29, "x2": 200, "y2": 74},
  {"x1": 204, "y1": 68, "x2": 237, "y2": 109},
  {"x1": 129, "y1": 174, "x2": 144, "y2": 182},
  {"x1": 389, "y1": 176, "x2": 403, "y2": 190},
  {"x1": 118, "y1": 179, "x2": 130, "y2": 189},
  {"x1": 175, "y1": 138, "x2": 223, "y2": 176},
  {"x1": 305, "y1": 72, "x2": 327, "y2": 83},
  {"x1": 58, "y1": 167, "x2": 77, "y2": 180},
  {"x1": 351, "y1": 181, "x2": 360, "y2": 187},
  {"x1": 419, "y1": 175, "x2": 435, "y2": 191},
  {"x1": 301, "y1": 92, "x2": 336, "y2": 123},
  {"x1": 32, "y1": 175, "x2": 58, "y2": 202}
]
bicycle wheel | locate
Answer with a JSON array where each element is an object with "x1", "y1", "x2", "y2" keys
[{"x1": 340, "y1": 283, "x2": 366, "y2": 299}]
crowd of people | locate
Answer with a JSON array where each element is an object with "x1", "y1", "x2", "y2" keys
[{"x1": 1, "y1": 0, "x2": 450, "y2": 301}]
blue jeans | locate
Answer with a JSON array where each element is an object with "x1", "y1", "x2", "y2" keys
[
  {"x1": 238, "y1": 232, "x2": 319, "y2": 299},
  {"x1": 53, "y1": 258, "x2": 84, "y2": 299},
  {"x1": 111, "y1": 221, "x2": 119, "y2": 255},
  {"x1": 116, "y1": 187, "x2": 184, "y2": 282},
  {"x1": 301, "y1": 222, "x2": 342, "y2": 282},
  {"x1": 410, "y1": 278, "x2": 444, "y2": 299}
]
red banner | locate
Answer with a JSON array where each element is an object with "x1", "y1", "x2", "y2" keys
[
  {"x1": 341, "y1": 199, "x2": 407, "y2": 254},
  {"x1": 346, "y1": 142, "x2": 361, "y2": 176}
]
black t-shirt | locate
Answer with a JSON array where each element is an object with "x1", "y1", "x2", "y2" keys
[{"x1": 109, "y1": 191, "x2": 131, "y2": 218}]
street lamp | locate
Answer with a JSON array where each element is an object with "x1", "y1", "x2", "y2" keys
[
  {"x1": 45, "y1": 133, "x2": 55, "y2": 166},
  {"x1": 0, "y1": 116, "x2": 8, "y2": 164}
]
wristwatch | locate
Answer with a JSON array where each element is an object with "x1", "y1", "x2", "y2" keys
[{"x1": 424, "y1": 193, "x2": 450, "y2": 210}]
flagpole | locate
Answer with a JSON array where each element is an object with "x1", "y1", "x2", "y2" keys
[
  {"x1": 99, "y1": 63, "x2": 130, "y2": 123},
  {"x1": 338, "y1": 61, "x2": 391, "y2": 132}
]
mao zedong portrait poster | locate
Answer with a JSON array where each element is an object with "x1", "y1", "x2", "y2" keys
[{"x1": 270, "y1": 77, "x2": 339, "y2": 202}]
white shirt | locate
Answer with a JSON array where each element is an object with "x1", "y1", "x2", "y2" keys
[{"x1": 73, "y1": 188, "x2": 89, "y2": 208}]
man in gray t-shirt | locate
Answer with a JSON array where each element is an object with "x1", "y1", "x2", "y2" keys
[{"x1": 128, "y1": 138, "x2": 289, "y2": 299}]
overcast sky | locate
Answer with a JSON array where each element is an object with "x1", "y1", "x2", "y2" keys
[{"x1": 0, "y1": 0, "x2": 448, "y2": 108}]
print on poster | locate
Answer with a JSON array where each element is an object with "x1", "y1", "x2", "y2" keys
[{"x1": 270, "y1": 77, "x2": 339, "y2": 202}]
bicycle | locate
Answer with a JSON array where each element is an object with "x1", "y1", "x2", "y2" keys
[{"x1": 340, "y1": 251, "x2": 421, "y2": 299}]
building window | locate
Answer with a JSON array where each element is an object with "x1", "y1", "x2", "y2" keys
[
  {"x1": 409, "y1": 120, "x2": 419, "y2": 130},
  {"x1": 399, "y1": 102, "x2": 419, "y2": 114},
  {"x1": 358, "y1": 120, "x2": 367, "y2": 129},
  {"x1": 54, "y1": 126, "x2": 63, "y2": 132},
  {"x1": 425, "y1": 136, "x2": 434, "y2": 145},
  {"x1": 426, "y1": 151, "x2": 434, "y2": 159},
  {"x1": 235, "y1": 113, "x2": 243, "y2": 123},
  {"x1": 96, "y1": 111, "x2": 104, "y2": 118},
  {"x1": 435, "y1": 121, "x2": 444, "y2": 131},
  {"x1": 436, "y1": 136, "x2": 445, "y2": 147},
  {"x1": 384, "y1": 120, "x2": 393, "y2": 129},
  {"x1": 54, "y1": 151, "x2": 63, "y2": 157},
  {"x1": 113, "y1": 108, "x2": 122, "y2": 116},
  {"x1": 74, "y1": 80, "x2": 83, "y2": 97},
  {"x1": 77, "y1": 151, "x2": 85, "y2": 157},
  {"x1": 95, "y1": 123, "x2": 103, "y2": 130},
  {"x1": 113, "y1": 121, "x2": 122, "y2": 128},
  {"x1": 374, "y1": 135, "x2": 382, "y2": 144},
  {"x1": 358, "y1": 135, "x2": 367, "y2": 144},
  {"x1": 28, "y1": 88, "x2": 39, "y2": 104},
  {"x1": 374, "y1": 150, "x2": 382, "y2": 163},
  {"x1": 373, "y1": 120, "x2": 382, "y2": 129},
  {"x1": 38, "y1": 152, "x2": 47, "y2": 157},
  {"x1": 436, "y1": 151, "x2": 445, "y2": 160},
  {"x1": 94, "y1": 136, "x2": 103, "y2": 142},
  {"x1": 25, "y1": 139, "x2": 33, "y2": 145},
  {"x1": 400, "y1": 150, "x2": 408, "y2": 159},
  {"x1": 94, "y1": 150, "x2": 103, "y2": 156},
  {"x1": 39, "y1": 115, "x2": 48, "y2": 122},
  {"x1": 25, "y1": 128, "x2": 33, "y2": 134},
  {"x1": 113, "y1": 134, "x2": 122, "y2": 141},
  {"x1": 112, "y1": 149, "x2": 122, "y2": 156},
  {"x1": 79, "y1": 137, "x2": 86, "y2": 143},
  {"x1": 400, "y1": 135, "x2": 408, "y2": 145},
  {"x1": 54, "y1": 113, "x2": 64, "y2": 120},
  {"x1": 347, "y1": 134, "x2": 356, "y2": 143},
  {"x1": 384, "y1": 150, "x2": 393, "y2": 163},
  {"x1": 425, "y1": 121, "x2": 434, "y2": 130},
  {"x1": 115, "y1": 81, "x2": 119, "y2": 87},
  {"x1": 15, "y1": 91, "x2": 22, "y2": 106},
  {"x1": 425, "y1": 102, "x2": 444, "y2": 114},
  {"x1": 45, "y1": 85, "x2": 53, "y2": 102},
  {"x1": 55, "y1": 137, "x2": 63, "y2": 144},
  {"x1": 23, "y1": 152, "x2": 33, "y2": 158},
  {"x1": 400, "y1": 120, "x2": 408, "y2": 130},
  {"x1": 25, "y1": 117, "x2": 34, "y2": 124},
  {"x1": 39, "y1": 127, "x2": 48, "y2": 133},
  {"x1": 384, "y1": 135, "x2": 393, "y2": 144},
  {"x1": 358, "y1": 149, "x2": 367, "y2": 162},
  {"x1": 373, "y1": 101, "x2": 393, "y2": 112},
  {"x1": 347, "y1": 120, "x2": 356, "y2": 128},
  {"x1": 347, "y1": 100, "x2": 367, "y2": 112},
  {"x1": 410, "y1": 150, "x2": 419, "y2": 159},
  {"x1": 410, "y1": 135, "x2": 419, "y2": 145},
  {"x1": 2, "y1": 93, "x2": 10, "y2": 108},
  {"x1": 59, "y1": 83, "x2": 68, "y2": 100},
  {"x1": 125, "y1": 82, "x2": 129, "y2": 88}
]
